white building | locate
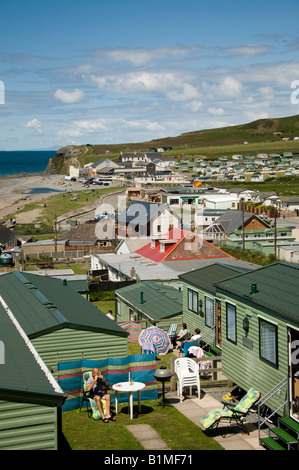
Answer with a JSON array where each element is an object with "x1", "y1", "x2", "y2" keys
[{"x1": 202, "y1": 194, "x2": 239, "y2": 210}]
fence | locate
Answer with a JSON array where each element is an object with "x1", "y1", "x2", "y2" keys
[
  {"x1": 89, "y1": 279, "x2": 136, "y2": 292},
  {"x1": 159, "y1": 355, "x2": 225, "y2": 392},
  {"x1": 57, "y1": 355, "x2": 158, "y2": 411}
]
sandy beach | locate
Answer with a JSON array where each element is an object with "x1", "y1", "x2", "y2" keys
[{"x1": 0, "y1": 174, "x2": 76, "y2": 222}]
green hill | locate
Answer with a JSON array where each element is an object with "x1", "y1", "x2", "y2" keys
[
  {"x1": 51, "y1": 114, "x2": 299, "y2": 172},
  {"x1": 91, "y1": 114, "x2": 299, "y2": 154}
]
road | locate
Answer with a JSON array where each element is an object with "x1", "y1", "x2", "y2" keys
[{"x1": 57, "y1": 187, "x2": 126, "y2": 230}]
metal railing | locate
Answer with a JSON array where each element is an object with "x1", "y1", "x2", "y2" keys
[
  {"x1": 199, "y1": 325, "x2": 216, "y2": 350},
  {"x1": 257, "y1": 376, "x2": 289, "y2": 441}
]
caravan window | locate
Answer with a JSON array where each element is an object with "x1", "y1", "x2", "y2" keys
[
  {"x1": 205, "y1": 297, "x2": 214, "y2": 328},
  {"x1": 259, "y1": 318, "x2": 278, "y2": 368},
  {"x1": 226, "y1": 303, "x2": 237, "y2": 344},
  {"x1": 188, "y1": 288, "x2": 198, "y2": 314},
  {"x1": 116, "y1": 299, "x2": 121, "y2": 317}
]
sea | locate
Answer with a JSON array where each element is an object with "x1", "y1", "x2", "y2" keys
[{"x1": 0, "y1": 150, "x2": 56, "y2": 177}]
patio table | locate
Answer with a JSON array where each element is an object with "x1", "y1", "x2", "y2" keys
[{"x1": 112, "y1": 381, "x2": 145, "y2": 419}]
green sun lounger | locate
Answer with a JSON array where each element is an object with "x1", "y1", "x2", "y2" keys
[{"x1": 200, "y1": 387, "x2": 261, "y2": 437}]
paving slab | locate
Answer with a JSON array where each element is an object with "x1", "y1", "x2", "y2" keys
[
  {"x1": 166, "y1": 390, "x2": 264, "y2": 451},
  {"x1": 126, "y1": 424, "x2": 170, "y2": 450}
]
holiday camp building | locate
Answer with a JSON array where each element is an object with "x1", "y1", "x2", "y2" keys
[
  {"x1": 0, "y1": 271, "x2": 128, "y2": 373},
  {"x1": 214, "y1": 262, "x2": 299, "y2": 421},
  {"x1": 115, "y1": 281, "x2": 183, "y2": 328},
  {"x1": 180, "y1": 261, "x2": 299, "y2": 422},
  {"x1": 0, "y1": 297, "x2": 66, "y2": 450}
]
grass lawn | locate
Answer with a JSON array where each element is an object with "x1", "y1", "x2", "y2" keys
[
  {"x1": 61, "y1": 338, "x2": 223, "y2": 450},
  {"x1": 52, "y1": 263, "x2": 89, "y2": 275},
  {"x1": 93, "y1": 300, "x2": 115, "y2": 315},
  {"x1": 7, "y1": 186, "x2": 122, "y2": 226},
  {"x1": 62, "y1": 398, "x2": 223, "y2": 451}
]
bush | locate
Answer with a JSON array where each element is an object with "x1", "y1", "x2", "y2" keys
[
  {"x1": 221, "y1": 247, "x2": 277, "y2": 266},
  {"x1": 89, "y1": 291, "x2": 116, "y2": 302}
]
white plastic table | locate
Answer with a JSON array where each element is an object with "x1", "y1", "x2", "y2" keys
[{"x1": 112, "y1": 381, "x2": 145, "y2": 419}]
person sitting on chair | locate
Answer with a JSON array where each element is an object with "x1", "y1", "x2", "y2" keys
[
  {"x1": 86, "y1": 368, "x2": 115, "y2": 423},
  {"x1": 171, "y1": 323, "x2": 190, "y2": 350},
  {"x1": 179, "y1": 328, "x2": 201, "y2": 352}
]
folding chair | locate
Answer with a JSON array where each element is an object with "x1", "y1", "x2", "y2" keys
[
  {"x1": 167, "y1": 323, "x2": 178, "y2": 339},
  {"x1": 79, "y1": 371, "x2": 107, "y2": 420},
  {"x1": 200, "y1": 387, "x2": 261, "y2": 437}
]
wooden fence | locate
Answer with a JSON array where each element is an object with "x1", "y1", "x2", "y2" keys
[{"x1": 167, "y1": 355, "x2": 226, "y2": 391}]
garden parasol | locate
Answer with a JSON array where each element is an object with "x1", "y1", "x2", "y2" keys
[{"x1": 138, "y1": 326, "x2": 171, "y2": 355}]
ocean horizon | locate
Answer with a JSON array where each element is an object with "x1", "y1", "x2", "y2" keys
[{"x1": 0, "y1": 150, "x2": 56, "y2": 177}]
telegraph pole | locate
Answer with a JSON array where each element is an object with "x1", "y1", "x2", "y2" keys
[
  {"x1": 241, "y1": 198, "x2": 245, "y2": 250},
  {"x1": 274, "y1": 209, "x2": 277, "y2": 258},
  {"x1": 54, "y1": 215, "x2": 57, "y2": 257}
]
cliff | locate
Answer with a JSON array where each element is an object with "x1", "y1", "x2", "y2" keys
[{"x1": 43, "y1": 145, "x2": 91, "y2": 175}]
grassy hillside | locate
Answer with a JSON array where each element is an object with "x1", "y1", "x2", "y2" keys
[
  {"x1": 52, "y1": 114, "x2": 299, "y2": 169},
  {"x1": 91, "y1": 114, "x2": 299, "y2": 155}
]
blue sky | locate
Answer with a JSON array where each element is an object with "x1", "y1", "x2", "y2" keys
[{"x1": 1, "y1": 0, "x2": 299, "y2": 150}]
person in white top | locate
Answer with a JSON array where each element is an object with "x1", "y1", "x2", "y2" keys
[{"x1": 179, "y1": 328, "x2": 201, "y2": 352}]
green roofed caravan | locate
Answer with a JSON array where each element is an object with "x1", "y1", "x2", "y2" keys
[
  {"x1": 0, "y1": 271, "x2": 128, "y2": 371},
  {"x1": 0, "y1": 296, "x2": 66, "y2": 450},
  {"x1": 115, "y1": 280, "x2": 183, "y2": 328},
  {"x1": 213, "y1": 262, "x2": 299, "y2": 425}
]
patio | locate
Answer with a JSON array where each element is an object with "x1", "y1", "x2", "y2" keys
[{"x1": 166, "y1": 387, "x2": 264, "y2": 451}]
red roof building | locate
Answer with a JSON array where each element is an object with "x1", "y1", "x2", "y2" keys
[{"x1": 134, "y1": 228, "x2": 232, "y2": 263}]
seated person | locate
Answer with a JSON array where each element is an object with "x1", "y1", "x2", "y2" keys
[
  {"x1": 179, "y1": 328, "x2": 201, "y2": 354},
  {"x1": 86, "y1": 368, "x2": 115, "y2": 423},
  {"x1": 171, "y1": 323, "x2": 190, "y2": 349}
]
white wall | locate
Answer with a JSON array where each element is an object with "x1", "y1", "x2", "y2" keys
[{"x1": 203, "y1": 196, "x2": 239, "y2": 210}]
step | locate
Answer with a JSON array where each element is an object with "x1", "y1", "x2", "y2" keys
[
  {"x1": 271, "y1": 427, "x2": 297, "y2": 446},
  {"x1": 260, "y1": 437, "x2": 286, "y2": 450},
  {"x1": 210, "y1": 346, "x2": 222, "y2": 355},
  {"x1": 279, "y1": 417, "x2": 299, "y2": 436},
  {"x1": 203, "y1": 351, "x2": 214, "y2": 357}
]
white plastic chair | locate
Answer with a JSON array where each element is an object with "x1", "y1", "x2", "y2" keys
[{"x1": 174, "y1": 357, "x2": 201, "y2": 402}]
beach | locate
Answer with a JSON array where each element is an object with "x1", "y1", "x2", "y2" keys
[{"x1": 0, "y1": 173, "x2": 74, "y2": 222}]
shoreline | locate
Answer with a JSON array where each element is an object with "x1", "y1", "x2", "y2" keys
[
  {"x1": 0, "y1": 171, "x2": 45, "y2": 179},
  {"x1": 0, "y1": 173, "x2": 72, "y2": 222}
]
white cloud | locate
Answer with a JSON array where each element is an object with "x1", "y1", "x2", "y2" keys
[
  {"x1": 236, "y1": 62, "x2": 299, "y2": 88},
  {"x1": 94, "y1": 45, "x2": 203, "y2": 66},
  {"x1": 24, "y1": 118, "x2": 43, "y2": 134},
  {"x1": 54, "y1": 88, "x2": 85, "y2": 104},
  {"x1": 166, "y1": 83, "x2": 200, "y2": 102},
  {"x1": 208, "y1": 107, "x2": 225, "y2": 115},
  {"x1": 185, "y1": 100, "x2": 203, "y2": 112},
  {"x1": 90, "y1": 71, "x2": 200, "y2": 102},
  {"x1": 57, "y1": 117, "x2": 166, "y2": 141},
  {"x1": 243, "y1": 111, "x2": 269, "y2": 122},
  {"x1": 203, "y1": 76, "x2": 244, "y2": 99},
  {"x1": 225, "y1": 44, "x2": 273, "y2": 57},
  {"x1": 57, "y1": 128, "x2": 83, "y2": 138}
]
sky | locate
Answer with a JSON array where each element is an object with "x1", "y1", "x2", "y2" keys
[{"x1": 1, "y1": 0, "x2": 299, "y2": 150}]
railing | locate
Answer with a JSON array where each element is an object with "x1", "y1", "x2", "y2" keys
[
  {"x1": 257, "y1": 377, "x2": 289, "y2": 442},
  {"x1": 199, "y1": 325, "x2": 216, "y2": 350},
  {"x1": 158, "y1": 355, "x2": 224, "y2": 390}
]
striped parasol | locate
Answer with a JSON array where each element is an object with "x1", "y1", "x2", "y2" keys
[{"x1": 138, "y1": 326, "x2": 171, "y2": 355}]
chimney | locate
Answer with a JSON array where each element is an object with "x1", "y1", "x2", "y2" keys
[
  {"x1": 62, "y1": 279, "x2": 67, "y2": 286},
  {"x1": 251, "y1": 283, "x2": 258, "y2": 294},
  {"x1": 140, "y1": 291, "x2": 144, "y2": 304},
  {"x1": 130, "y1": 267, "x2": 136, "y2": 279}
]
